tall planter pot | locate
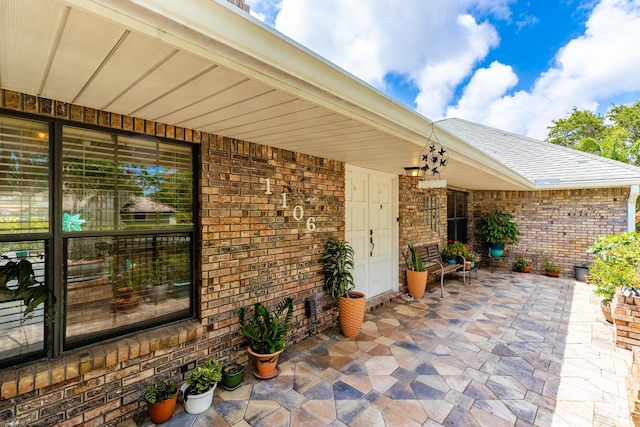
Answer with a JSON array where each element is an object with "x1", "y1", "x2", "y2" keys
[
  {"x1": 406, "y1": 270, "x2": 428, "y2": 300},
  {"x1": 337, "y1": 291, "x2": 366, "y2": 338},
  {"x1": 248, "y1": 347, "x2": 283, "y2": 379},
  {"x1": 146, "y1": 396, "x2": 177, "y2": 424}
]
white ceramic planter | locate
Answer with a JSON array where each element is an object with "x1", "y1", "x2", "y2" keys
[{"x1": 181, "y1": 383, "x2": 216, "y2": 414}]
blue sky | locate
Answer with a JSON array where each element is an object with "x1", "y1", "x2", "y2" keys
[{"x1": 246, "y1": 0, "x2": 640, "y2": 139}]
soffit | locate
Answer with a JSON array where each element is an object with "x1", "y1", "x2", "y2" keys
[{"x1": 0, "y1": 0, "x2": 532, "y2": 190}]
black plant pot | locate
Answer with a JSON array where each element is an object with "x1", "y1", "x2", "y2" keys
[{"x1": 573, "y1": 266, "x2": 590, "y2": 282}]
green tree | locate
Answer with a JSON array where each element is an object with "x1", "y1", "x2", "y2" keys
[{"x1": 546, "y1": 100, "x2": 640, "y2": 166}]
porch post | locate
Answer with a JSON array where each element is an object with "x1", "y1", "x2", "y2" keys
[{"x1": 628, "y1": 184, "x2": 639, "y2": 232}]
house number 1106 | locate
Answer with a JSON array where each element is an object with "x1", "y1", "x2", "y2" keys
[{"x1": 265, "y1": 178, "x2": 316, "y2": 231}]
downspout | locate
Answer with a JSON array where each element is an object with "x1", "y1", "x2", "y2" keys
[{"x1": 628, "y1": 185, "x2": 640, "y2": 232}]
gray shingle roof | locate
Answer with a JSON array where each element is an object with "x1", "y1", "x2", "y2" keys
[{"x1": 436, "y1": 118, "x2": 640, "y2": 189}]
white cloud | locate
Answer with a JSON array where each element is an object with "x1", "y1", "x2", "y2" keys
[
  {"x1": 272, "y1": 0, "x2": 505, "y2": 113},
  {"x1": 250, "y1": 0, "x2": 640, "y2": 141},
  {"x1": 447, "y1": 0, "x2": 640, "y2": 138}
]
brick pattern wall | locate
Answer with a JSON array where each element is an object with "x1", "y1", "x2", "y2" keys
[
  {"x1": 613, "y1": 293, "x2": 640, "y2": 350},
  {"x1": 199, "y1": 135, "x2": 345, "y2": 362},
  {"x1": 0, "y1": 90, "x2": 344, "y2": 426},
  {"x1": 469, "y1": 188, "x2": 630, "y2": 276},
  {"x1": 398, "y1": 176, "x2": 447, "y2": 288}
]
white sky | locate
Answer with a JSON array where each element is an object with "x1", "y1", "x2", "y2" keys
[{"x1": 246, "y1": 0, "x2": 640, "y2": 140}]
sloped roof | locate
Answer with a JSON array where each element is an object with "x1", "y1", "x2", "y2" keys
[{"x1": 436, "y1": 118, "x2": 640, "y2": 190}]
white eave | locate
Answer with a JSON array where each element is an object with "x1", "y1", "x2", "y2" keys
[{"x1": 2, "y1": 0, "x2": 635, "y2": 191}]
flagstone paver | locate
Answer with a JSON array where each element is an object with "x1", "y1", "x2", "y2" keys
[{"x1": 122, "y1": 270, "x2": 633, "y2": 426}]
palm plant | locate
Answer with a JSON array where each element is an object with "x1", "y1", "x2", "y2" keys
[
  {"x1": 320, "y1": 238, "x2": 356, "y2": 298},
  {"x1": 238, "y1": 297, "x2": 294, "y2": 354}
]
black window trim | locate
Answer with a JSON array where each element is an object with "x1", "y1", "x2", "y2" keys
[{"x1": 0, "y1": 108, "x2": 199, "y2": 369}]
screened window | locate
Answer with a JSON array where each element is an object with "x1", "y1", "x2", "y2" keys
[
  {"x1": 0, "y1": 114, "x2": 196, "y2": 367},
  {"x1": 447, "y1": 190, "x2": 468, "y2": 243}
]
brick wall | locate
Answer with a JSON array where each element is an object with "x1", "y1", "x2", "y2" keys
[
  {"x1": 198, "y1": 134, "x2": 345, "y2": 362},
  {"x1": 0, "y1": 90, "x2": 344, "y2": 426},
  {"x1": 612, "y1": 292, "x2": 640, "y2": 350},
  {"x1": 398, "y1": 176, "x2": 447, "y2": 288},
  {"x1": 469, "y1": 188, "x2": 630, "y2": 276}
]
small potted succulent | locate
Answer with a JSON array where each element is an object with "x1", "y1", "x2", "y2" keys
[
  {"x1": 512, "y1": 257, "x2": 531, "y2": 273},
  {"x1": 138, "y1": 380, "x2": 178, "y2": 424},
  {"x1": 181, "y1": 358, "x2": 222, "y2": 414},
  {"x1": 543, "y1": 260, "x2": 561, "y2": 277}
]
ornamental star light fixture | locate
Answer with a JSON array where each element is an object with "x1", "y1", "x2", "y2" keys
[{"x1": 417, "y1": 125, "x2": 448, "y2": 189}]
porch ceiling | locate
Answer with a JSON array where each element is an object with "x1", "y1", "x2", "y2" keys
[{"x1": 0, "y1": 0, "x2": 533, "y2": 190}]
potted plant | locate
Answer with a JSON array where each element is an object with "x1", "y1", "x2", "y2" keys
[
  {"x1": 170, "y1": 252, "x2": 191, "y2": 299},
  {"x1": 543, "y1": 260, "x2": 562, "y2": 277},
  {"x1": 221, "y1": 362, "x2": 244, "y2": 391},
  {"x1": 441, "y1": 241, "x2": 469, "y2": 264},
  {"x1": 473, "y1": 210, "x2": 521, "y2": 258},
  {"x1": 0, "y1": 259, "x2": 56, "y2": 323},
  {"x1": 402, "y1": 244, "x2": 427, "y2": 299},
  {"x1": 181, "y1": 358, "x2": 222, "y2": 414},
  {"x1": 138, "y1": 380, "x2": 178, "y2": 424},
  {"x1": 238, "y1": 297, "x2": 293, "y2": 379},
  {"x1": 587, "y1": 233, "x2": 640, "y2": 323},
  {"x1": 512, "y1": 257, "x2": 531, "y2": 273},
  {"x1": 320, "y1": 237, "x2": 366, "y2": 338},
  {"x1": 465, "y1": 250, "x2": 481, "y2": 270},
  {"x1": 573, "y1": 265, "x2": 590, "y2": 282}
]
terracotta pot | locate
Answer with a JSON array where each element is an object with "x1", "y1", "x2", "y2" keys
[
  {"x1": 523, "y1": 266, "x2": 532, "y2": 273},
  {"x1": 464, "y1": 262, "x2": 472, "y2": 271},
  {"x1": 248, "y1": 347, "x2": 283, "y2": 379},
  {"x1": 601, "y1": 299, "x2": 613, "y2": 324},
  {"x1": 146, "y1": 395, "x2": 177, "y2": 424},
  {"x1": 117, "y1": 286, "x2": 134, "y2": 299},
  {"x1": 546, "y1": 269, "x2": 560, "y2": 278},
  {"x1": 337, "y1": 291, "x2": 366, "y2": 338},
  {"x1": 406, "y1": 270, "x2": 428, "y2": 299}
]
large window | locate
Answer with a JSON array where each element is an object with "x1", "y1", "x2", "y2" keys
[{"x1": 0, "y1": 114, "x2": 195, "y2": 367}]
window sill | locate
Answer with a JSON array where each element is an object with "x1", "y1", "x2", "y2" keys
[{"x1": 0, "y1": 319, "x2": 203, "y2": 399}]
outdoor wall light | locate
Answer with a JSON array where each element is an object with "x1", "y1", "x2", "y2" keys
[{"x1": 404, "y1": 167, "x2": 424, "y2": 177}]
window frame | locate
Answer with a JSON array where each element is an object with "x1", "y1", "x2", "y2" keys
[{"x1": 0, "y1": 110, "x2": 198, "y2": 368}]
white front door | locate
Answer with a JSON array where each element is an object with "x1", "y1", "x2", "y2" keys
[{"x1": 345, "y1": 167, "x2": 397, "y2": 297}]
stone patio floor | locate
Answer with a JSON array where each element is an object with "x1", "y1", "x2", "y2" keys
[{"x1": 119, "y1": 270, "x2": 633, "y2": 426}]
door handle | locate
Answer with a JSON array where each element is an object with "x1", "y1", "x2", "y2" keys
[{"x1": 370, "y1": 230, "x2": 375, "y2": 256}]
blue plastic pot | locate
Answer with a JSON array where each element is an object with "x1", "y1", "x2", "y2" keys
[{"x1": 488, "y1": 243, "x2": 505, "y2": 258}]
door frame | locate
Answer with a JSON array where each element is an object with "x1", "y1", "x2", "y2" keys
[{"x1": 345, "y1": 164, "x2": 400, "y2": 294}]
